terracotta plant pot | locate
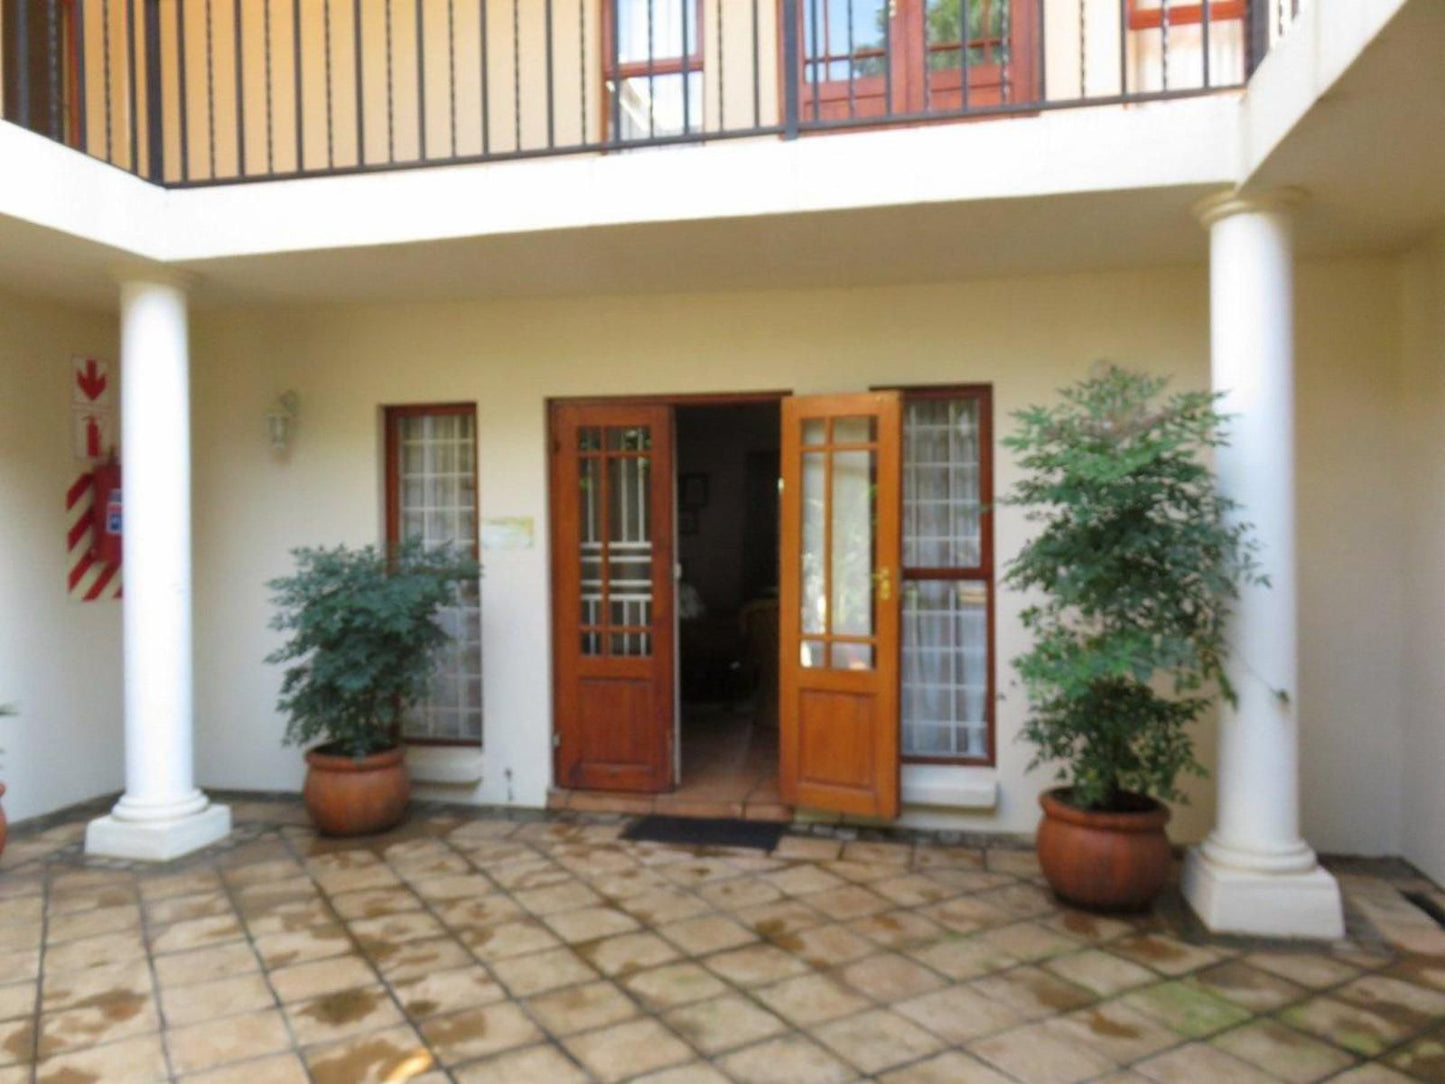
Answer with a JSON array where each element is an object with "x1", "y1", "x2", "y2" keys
[
  {"x1": 303, "y1": 745, "x2": 411, "y2": 837},
  {"x1": 0, "y1": 782, "x2": 7, "y2": 860},
  {"x1": 1036, "y1": 787, "x2": 1172, "y2": 911}
]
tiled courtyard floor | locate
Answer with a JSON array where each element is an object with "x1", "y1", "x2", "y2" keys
[{"x1": 1, "y1": 798, "x2": 1444, "y2": 1083}]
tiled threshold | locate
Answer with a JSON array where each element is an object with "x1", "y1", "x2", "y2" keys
[{"x1": 547, "y1": 788, "x2": 793, "y2": 823}]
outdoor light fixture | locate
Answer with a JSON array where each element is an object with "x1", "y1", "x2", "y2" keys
[{"x1": 267, "y1": 391, "x2": 300, "y2": 452}]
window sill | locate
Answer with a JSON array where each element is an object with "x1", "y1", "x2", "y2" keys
[
  {"x1": 405, "y1": 745, "x2": 484, "y2": 785},
  {"x1": 901, "y1": 763, "x2": 998, "y2": 810}
]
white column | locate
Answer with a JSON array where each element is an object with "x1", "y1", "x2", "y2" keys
[
  {"x1": 86, "y1": 269, "x2": 231, "y2": 861},
  {"x1": 1181, "y1": 191, "x2": 1344, "y2": 939}
]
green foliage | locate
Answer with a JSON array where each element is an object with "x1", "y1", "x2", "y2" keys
[
  {"x1": 266, "y1": 541, "x2": 481, "y2": 759},
  {"x1": 1003, "y1": 365, "x2": 1263, "y2": 812}
]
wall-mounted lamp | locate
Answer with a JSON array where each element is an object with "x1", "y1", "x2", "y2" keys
[{"x1": 267, "y1": 391, "x2": 300, "y2": 452}]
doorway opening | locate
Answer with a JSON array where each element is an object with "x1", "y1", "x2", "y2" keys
[{"x1": 671, "y1": 401, "x2": 782, "y2": 812}]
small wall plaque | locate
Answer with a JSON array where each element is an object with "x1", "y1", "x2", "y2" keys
[{"x1": 481, "y1": 516, "x2": 534, "y2": 551}]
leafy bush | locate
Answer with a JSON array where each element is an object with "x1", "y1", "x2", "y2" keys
[
  {"x1": 267, "y1": 541, "x2": 481, "y2": 758},
  {"x1": 1003, "y1": 365, "x2": 1262, "y2": 812}
]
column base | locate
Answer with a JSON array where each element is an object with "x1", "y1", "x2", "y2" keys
[
  {"x1": 1182, "y1": 845, "x2": 1345, "y2": 940},
  {"x1": 85, "y1": 802, "x2": 232, "y2": 862}
]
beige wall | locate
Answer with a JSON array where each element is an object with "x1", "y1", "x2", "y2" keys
[
  {"x1": 186, "y1": 255, "x2": 1410, "y2": 853},
  {"x1": 0, "y1": 289, "x2": 123, "y2": 824},
  {"x1": 1399, "y1": 230, "x2": 1445, "y2": 885}
]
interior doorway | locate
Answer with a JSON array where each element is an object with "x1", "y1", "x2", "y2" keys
[{"x1": 672, "y1": 401, "x2": 782, "y2": 809}]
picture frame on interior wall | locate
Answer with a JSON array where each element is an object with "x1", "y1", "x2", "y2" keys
[{"x1": 680, "y1": 473, "x2": 709, "y2": 509}]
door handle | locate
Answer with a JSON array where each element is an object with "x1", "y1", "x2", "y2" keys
[{"x1": 872, "y1": 567, "x2": 893, "y2": 603}]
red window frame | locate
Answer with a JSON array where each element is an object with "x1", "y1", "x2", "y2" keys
[{"x1": 1126, "y1": 0, "x2": 1245, "y2": 31}]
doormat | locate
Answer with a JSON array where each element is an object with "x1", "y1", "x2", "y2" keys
[{"x1": 621, "y1": 815, "x2": 788, "y2": 852}]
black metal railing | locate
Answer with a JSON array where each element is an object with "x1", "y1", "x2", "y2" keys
[{"x1": 0, "y1": 0, "x2": 1302, "y2": 188}]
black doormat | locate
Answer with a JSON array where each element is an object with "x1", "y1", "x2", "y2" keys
[{"x1": 621, "y1": 815, "x2": 787, "y2": 852}]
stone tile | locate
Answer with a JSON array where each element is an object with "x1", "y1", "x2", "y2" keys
[
  {"x1": 1327, "y1": 1066, "x2": 1419, "y2": 1084},
  {"x1": 1125, "y1": 979, "x2": 1255, "y2": 1037},
  {"x1": 665, "y1": 994, "x2": 788, "y2": 1055},
  {"x1": 1111, "y1": 935, "x2": 1224, "y2": 976},
  {"x1": 985, "y1": 849, "x2": 1043, "y2": 877},
  {"x1": 463, "y1": 918, "x2": 562, "y2": 961},
  {"x1": 715, "y1": 1034, "x2": 856, "y2": 1084},
  {"x1": 145, "y1": 891, "x2": 232, "y2": 928},
  {"x1": 824, "y1": 859, "x2": 902, "y2": 885},
  {"x1": 762, "y1": 865, "x2": 848, "y2": 897},
  {"x1": 907, "y1": 935, "x2": 1018, "y2": 981},
  {"x1": 420, "y1": 1001, "x2": 546, "y2": 1067},
  {"x1": 572, "y1": 930, "x2": 679, "y2": 977},
  {"x1": 160, "y1": 972, "x2": 275, "y2": 1027},
  {"x1": 1045, "y1": 909, "x2": 1137, "y2": 943},
  {"x1": 894, "y1": 984, "x2": 1027, "y2": 1043},
  {"x1": 871, "y1": 873, "x2": 961, "y2": 908},
  {"x1": 973, "y1": 920, "x2": 1081, "y2": 962},
  {"x1": 0, "y1": 982, "x2": 34, "y2": 1023},
  {"x1": 32, "y1": 1032, "x2": 168, "y2": 1084},
  {"x1": 1246, "y1": 950, "x2": 1361, "y2": 989},
  {"x1": 434, "y1": 894, "x2": 526, "y2": 930},
  {"x1": 968, "y1": 965, "x2": 1096, "y2": 1020},
  {"x1": 46, "y1": 902, "x2": 141, "y2": 945},
  {"x1": 917, "y1": 895, "x2": 1012, "y2": 935},
  {"x1": 841, "y1": 840, "x2": 913, "y2": 865},
  {"x1": 970, "y1": 1021, "x2": 1116, "y2": 1084},
  {"x1": 772, "y1": 836, "x2": 844, "y2": 862},
  {"x1": 490, "y1": 946, "x2": 598, "y2": 997},
  {"x1": 814, "y1": 1007, "x2": 945, "y2": 1075},
  {"x1": 330, "y1": 886, "x2": 424, "y2": 920},
  {"x1": 153, "y1": 941, "x2": 261, "y2": 988},
  {"x1": 1193, "y1": 959, "x2": 1309, "y2": 1012},
  {"x1": 630, "y1": 1064, "x2": 733, "y2": 1084},
  {"x1": 839, "y1": 952, "x2": 946, "y2": 1002},
  {"x1": 1386, "y1": 1025, "x2": 1445, "y2": 1081},
  {"x1": 350, "y1": 910, "x2": 449, "y2": 955},
  {"x1": 697, "y1": 876, "x2": 783, "y2": 912},
  {"x1": 755, "y1": 972, "x2": 871, "y2": 1027},
  {"x1": 181, "y1": 1052, "x2": 312, "y2": 1083},
  {"x1": 303, "y1": 1025, "x2": 437, "y2": 1084},
  {"x1": 1333, "y1": 973, "x2": 1445, "y2": 1035},
  {"x1": 563, "y1": 1017, "x2": 694, "y2": 1083},
  {"x1": 543, "y1": 905, "x2": 641, "y2": 944},
  {"x1": 0, "y1": 1018, "x2": 33, "y2": 1067},
  {"x1": 0, "y1": 949, "x2": 39, "y2": 985},
  {"x1": 847, "y1": 909, "x2": 948, "y2": 951},
  {"x1": 513, "y1": 879, "x2": 603, "y2": 916},
  {"x1": 702, "y1": 942, "x2": 811, "y2": 987},
  {"x1": 1048, "y1": 1001, "x2": 1181, "y2": 1064},
  {"x1": 1282, "y1": 994, "x2": 1415, "y2": 1057},
  {"x1": 658, "y1": 914, "x2": 759, "y2": 956},
  {"x1": 390, "y1": 966, "x2": 506, "y2": 1021},
  {"x1": 1134, "y1": 1041, "x2": 1278, "y2": 1084},
  {"x1": 37, "y1": 991, "x2": 160, "y2": 1057},
  {"x1": 618, "y1": 888, "x2": 711, "y2": 926},
  {"x1": 252, "y1": 922, "x2": 353, "y2": 970},
  {"x1": 775, "y1": 922, "x2": 875, "y2": 970},
  {"x1": 44, "y1": 930, "x2": 150, "y2": 973},
  {"x1": 452, "y1": 1042, "x2": 590, "y2": 1084},
  {"x1": 524, "y1": 979, "x2": 637, "y2": 1035},
  {"x1": 267, "y1": 952, "x2": 377, "y2": 1002},
  {"x1": 1212, "y1": 1019, "x2": 1357, "y2": 1083},
  {"x1": 149, "y1": 914, "x2": 245, "y2": 955},
  {"x1": 877, "y1": 1050, "x2": 1014, "y2": 1084},
  {"x1": 661, "y1": 857, "x2": 744, "y2": 890},
  {"x1": 165, "y1": 1007, "x2": 292, "y2": 1076},
  {"x1": 1045, "y1": 948, "x2": 1158, "y2": 996},
  {"x1": 140, "y1": 869, "x2": 221, "y2": 902},
  {"x1": 40, "y1": 958, "x2": 153, "y2": 1012},
  {"x1": 801, "y1": 884, "x2": 892, "y2": 922},
  {"x1": 373, "y1": 936, "x2": 474, "y2": 980},
  {"x1": 622, "y1": 962, "x2": 730, "y2": 1011}
]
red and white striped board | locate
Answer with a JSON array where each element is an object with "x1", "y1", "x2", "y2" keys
[{"x1": 67, "y1": 472, "x2": 122, "y2": 602}]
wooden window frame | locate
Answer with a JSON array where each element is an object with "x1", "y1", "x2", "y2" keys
[
  {"x1": 1126, "y1": 0, "x2": 1245, "y2": 31},
  {"x1": 601, "y1": 0, "x2": 707, "y2": 141},
  {"x1": 888, "y1": 383, "x2": 995, "y2": 768},
  {"x1": 383, "y1": 402, "x2": 482, "y2": 748}
]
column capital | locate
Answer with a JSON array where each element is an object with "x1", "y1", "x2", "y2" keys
[
  {"x1": 1194, "y1": 187, "x2": 1307, "y2": 228},
  {"x1": 111, "y1": 262, "x2": 199, "y2": 292}
]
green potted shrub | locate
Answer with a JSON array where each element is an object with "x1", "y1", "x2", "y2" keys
[
  {"x1": 267, "y1": 541, "x2": 480, "y2": 836},
  {"x1": 1004, "y1": 365, "x2": 1262, "y2": 910}
]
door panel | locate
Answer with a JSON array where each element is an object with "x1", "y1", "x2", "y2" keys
[
  {"x1": 552, "y1": 403, "x2": 674, "y2": 792},
  {"x1": 779, "y1": 392, "x2": 902, "y2": 818}
]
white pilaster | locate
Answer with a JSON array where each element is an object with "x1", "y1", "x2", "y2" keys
[
  {"x1": 1181, "y1": 190, "x2": 1344, "y2": 940},
  {"x1": 86, "y1": 268, "x2": 231, "y2": 861}
]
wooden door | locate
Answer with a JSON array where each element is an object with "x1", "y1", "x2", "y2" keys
[
  {"x1": 779, "y1": 392, "x2": 902, "y2": 818},
  {"x1": 551, "y1": 403, "x2": 675, "y2": 792}
]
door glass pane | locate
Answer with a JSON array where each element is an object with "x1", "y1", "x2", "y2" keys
[
  {"x1": 800, "y1": 450, "x2": 827, "y2": 640},
  {"x1": 831, "y1": 642, "x2": 875, "y2": 670},
  {"x1": 395, "y1": 411, "x2": 483, "y2": 743},
  {"x1": 833, "y1": 416, "x2": 877, "y2": 443},
  {"x1": 802, "y1": 419, "x2": 827, "y2": 446},
  {"x1": 902, "y1": 580, "x2": 987, "y2": 757},
  {"x1": 830, "y1": 448, "x2": 876, "y2": 645},
  {"x1": 926, "y1": 0, "x2": 1008, "y2": 70},
  {"x1": 804, "y1": 0, "x2": 887, "y2": 82},
  {"x1": 579, "y1": 456, "x2": 603, "y2": 643},
  {"x1": 904, "y1": 397, "x2": 981, "y2": 568},
  {"x1": 604, "y1": 432, "x2": 653, "y2": 657}
]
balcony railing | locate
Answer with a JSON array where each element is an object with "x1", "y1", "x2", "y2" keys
[{"x1": 1, "y1": 0, "x2": 1305, "y2": 187}]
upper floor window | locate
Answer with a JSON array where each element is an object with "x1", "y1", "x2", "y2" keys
[
  {"x1": 384, "y1": 405, "x2": 483, "y2": 746},
  {"x1": 605, "y1": 0, "x2": 705, "y2": 140},
  {"x1": 1126, "y1": 0, "x2": 1245, "y2": 30}
]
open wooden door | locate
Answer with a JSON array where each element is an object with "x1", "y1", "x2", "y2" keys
[
  {"x1": 779, "y1": 393, "x2": 902, "y2": 818},
  {"x1": 551, "y1": 402, "x2": 675, "y2": 792}
]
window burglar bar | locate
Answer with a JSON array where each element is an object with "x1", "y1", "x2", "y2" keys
[{"x1": 0, "y1": 0, "x2": 1298, "y2": 186}]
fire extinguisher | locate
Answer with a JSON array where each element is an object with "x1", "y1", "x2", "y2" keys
[{"x1": 90, "y1": 458, "x2": 122, "y2": 566}]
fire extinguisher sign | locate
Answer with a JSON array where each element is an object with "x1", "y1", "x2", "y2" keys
[{"x1": 68, "y1": 356, "x2": 122, "y2": 602}]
